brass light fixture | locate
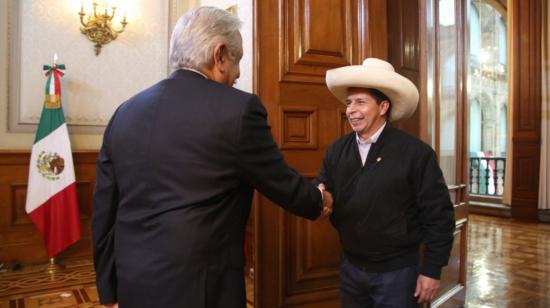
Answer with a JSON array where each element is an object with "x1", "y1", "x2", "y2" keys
[{"x1": 78, "y1": 2, "x2": 128, "y2": 56}]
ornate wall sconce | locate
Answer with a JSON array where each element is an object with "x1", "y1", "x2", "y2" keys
[{"x1": 78, "y1": 2, "x2": 128, "y2": 56}]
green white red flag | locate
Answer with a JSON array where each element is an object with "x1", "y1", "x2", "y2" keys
[{"x1": 25, "y1": 61, "x2": 81, "y2": 258}]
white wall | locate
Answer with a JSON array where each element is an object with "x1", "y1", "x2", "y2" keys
[
  {"x1": 0, "y1": 0, "x2": 253, "y2": 150},
  {"x1": 17, "y1": 0, "x2": 169, "y2": 127},
  {"x1": 0, "y1": 0, "x2": 184, "y2": 150}
]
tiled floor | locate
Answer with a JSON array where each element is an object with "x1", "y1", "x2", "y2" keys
[{"x1": 1, "y1": 214, "x2": 549, "y2": 307}]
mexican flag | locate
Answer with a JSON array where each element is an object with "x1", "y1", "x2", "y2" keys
[{"x1": 25, "y1": 63, "x2": 81, "y2": 258}]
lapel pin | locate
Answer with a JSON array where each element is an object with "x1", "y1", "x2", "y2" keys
[{"x1": 376, "y1": 157, "x2": 382, "y2": 162}]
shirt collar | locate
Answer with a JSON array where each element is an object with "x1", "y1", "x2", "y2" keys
[
  {"x1": 356, "y1": 122, "x2": 386, "y2": 145},
  {"x1": 182, "y1": 67, "x2": 209, "y2": 80}
]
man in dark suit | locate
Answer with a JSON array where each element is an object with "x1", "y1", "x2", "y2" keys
[
  {"x1": 92, "y1": 6, "x2": 332, "y2": 308},
  {"x1": 316, "y1": 58, "x2": 455, "y2": 307}
]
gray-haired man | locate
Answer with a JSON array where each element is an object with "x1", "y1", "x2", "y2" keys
[{"x1": 92, "y1": 6, "x2": 332, "y2": 308}]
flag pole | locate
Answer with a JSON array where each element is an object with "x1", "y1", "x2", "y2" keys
[
  {"x1": 25, "y1": 53, "x2": 80, "y2": 274},
  {"x1": 45, "y1": 257, "x2": 65, "y2": 275}
]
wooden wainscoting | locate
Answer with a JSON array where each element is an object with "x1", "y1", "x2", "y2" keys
[{"x1": 0, "y1": 151, "x2": 99, "y2": 265}]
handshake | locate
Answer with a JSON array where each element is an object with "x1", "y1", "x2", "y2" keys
[{"x1": 317, "y1": 183, "x2": 334, "y2": 220}]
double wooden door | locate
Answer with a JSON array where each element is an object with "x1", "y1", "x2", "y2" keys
[{"x1": 253, "y1": 0, "x2": 469, "y2": 307}]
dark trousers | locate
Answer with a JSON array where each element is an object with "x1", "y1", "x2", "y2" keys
[{"x1": 340, "y1": 257, "x2": 419, "y2": 308}]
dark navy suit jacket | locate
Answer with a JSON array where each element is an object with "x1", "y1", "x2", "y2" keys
[{"x1": 92, "y1": 69, "x2": 322, "y2": 307}]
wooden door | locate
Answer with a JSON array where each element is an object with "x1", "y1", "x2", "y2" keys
[{"x1": 253, "y1": 0, "x2": 387, "y2": 306}]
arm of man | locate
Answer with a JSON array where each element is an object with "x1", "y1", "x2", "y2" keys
[
  {"x1": 414, "y1": 146, "x2": 456, "y2": 303},
  {"x1": 92, "y1": 112, "x2": 120, "y2": 306},
  {"x1": 314, "y1": 148, "x2": 336, "y2": 218},
  {"x1": 313, "y1": 147, "x2": 334, "y2": 191},
  {"x1": 236, "y1": 95, "x2": 325, "y2": 220}
]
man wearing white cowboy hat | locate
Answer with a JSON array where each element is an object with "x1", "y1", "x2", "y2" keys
[{"x1": 315, "y1": 58, "x2": 455, "y2": 307}]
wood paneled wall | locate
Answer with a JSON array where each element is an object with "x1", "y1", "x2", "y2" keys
[
  {"x1": 510, "y1": 0, "x2": 542, "y2": 220},
  {"x1": 0, "y1": 151, "x2": 98, "y2": 265},
  {"x1": 388, "y1": 0, "x2": 421, "y2": 137}
]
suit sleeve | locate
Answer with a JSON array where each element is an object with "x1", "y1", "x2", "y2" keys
[
  {"x1": 313, "y1": 146, "x2": 334, "y2": 192},
  {"x1": 236, "y1": 95, "x2": 323, "y2": 220},
  {"x1": 415, "y1": 146, "x2": 456, "y2": 279},
  {"x1": 92, "y1": 110, "x2": 120, "y2": 304}
]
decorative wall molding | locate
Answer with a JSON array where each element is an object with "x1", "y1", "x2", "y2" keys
[
  {"x1": 279, "y1": 106, "x2": 318, "y2": 150},
  {"x1": 8, "y1": 0, "x2": 175, "y2": 134},
  {"x1": 282, "y1": 214, "x2": 340, "y2": 305},
  {"x1": 280, "y1": 0, "x2": 354, "y2": 84}
]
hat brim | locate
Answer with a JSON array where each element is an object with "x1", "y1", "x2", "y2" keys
[{"x1": 326, "y1": 66, "x2": 419, "y2": 121}]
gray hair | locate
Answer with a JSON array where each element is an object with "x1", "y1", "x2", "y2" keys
[{"x1": 169, "y1": 6, "x2": 243, "y2": 70}]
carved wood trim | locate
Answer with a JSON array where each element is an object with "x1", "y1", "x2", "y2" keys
[
  {"x1": 279, "y1": 106, "x2": 319, "y2": 150},
  {"x1": 280, "y1": 0, "x2": 354, "y2": 84}
]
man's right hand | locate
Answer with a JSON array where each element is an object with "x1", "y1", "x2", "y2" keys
[{"x1": 317, "y1": 183, "x2": 333, "y2": 219}]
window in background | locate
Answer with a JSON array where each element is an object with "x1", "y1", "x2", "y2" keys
[{"x1": 468, "y1": 0, "x2": 508, "y2": 199}]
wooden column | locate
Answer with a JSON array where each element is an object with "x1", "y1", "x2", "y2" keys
[
  {"x1": 510, "y1": 0, "x2": 542, "y2": 220},
  {"x1": 388, "y1": 0, "x2": 421, "y2": 137}
]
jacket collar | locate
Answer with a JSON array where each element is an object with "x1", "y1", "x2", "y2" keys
[
  {"x1": 169, "y1": 68, "x2": 209, "y2": 80},
  {"x1": 356, "y1": 122, "x2": 386, "y2": 145},
  {"x1": 363, "y1": 124, "x2": 392, "y2": 168}
]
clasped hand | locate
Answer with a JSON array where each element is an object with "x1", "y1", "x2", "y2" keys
[{"x1": 317, "y1": 183, "x2": 333, "y2": 220}]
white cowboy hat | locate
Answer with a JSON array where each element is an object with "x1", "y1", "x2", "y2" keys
[{"x1": 325, "y1": 58, "x2": 419, "y2": 121}]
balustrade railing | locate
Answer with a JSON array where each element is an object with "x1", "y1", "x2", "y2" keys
[{"x1": 468, "y1": 157, "x2": 506, "y2": 197}]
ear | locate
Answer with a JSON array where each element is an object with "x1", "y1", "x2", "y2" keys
[
  {"x1": 379, "y1": 100, "x2": 390, "y2": 116},
  {"x1": 213, "y1": 44, "x2": 227, "y2": 73}
]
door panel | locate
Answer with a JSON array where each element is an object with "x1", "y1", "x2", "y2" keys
[
  {"x1": 281, "y1": 0, "x2": 354, "y2": 84},
  {"x1": 255, "y1": 0, "x2": 386, "y2": 306}
]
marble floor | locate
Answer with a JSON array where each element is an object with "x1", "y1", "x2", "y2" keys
[{"x1": 0, "y1": 214, "x2": 549, "y2": 307}]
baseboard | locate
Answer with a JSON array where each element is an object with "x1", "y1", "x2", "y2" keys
[
  {"x1": 538, "y1": 210, "x2": 550, "y2": 223},
  {"x1": 470, "y1": 201, "x2": 550, "y2": 223},
  {"x1": 469, "y1": 201, "x2": 512, "y2": 218}
]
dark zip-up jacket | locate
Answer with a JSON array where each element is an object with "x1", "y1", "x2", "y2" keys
[{"x1": 315, "y1": 125, "x2": 455, "y2": 279}]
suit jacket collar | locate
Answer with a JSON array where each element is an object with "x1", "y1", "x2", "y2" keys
[{"x1": 169, "y1": 69, "x2": 209, "y2": 81}]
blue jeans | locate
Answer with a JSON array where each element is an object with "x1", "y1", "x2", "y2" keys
[{"x1": 340, "y1": 257, "x2": 419, "y2": 308}]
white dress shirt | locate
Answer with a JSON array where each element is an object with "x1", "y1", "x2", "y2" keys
[{"x1": 356, "y1": 122, "x2": 386, "y2": 166}]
